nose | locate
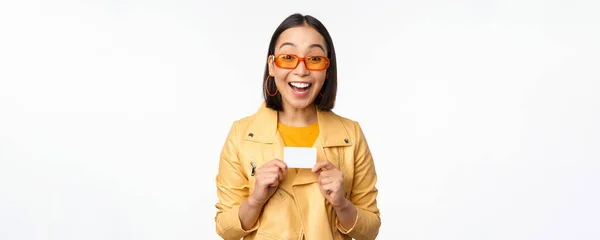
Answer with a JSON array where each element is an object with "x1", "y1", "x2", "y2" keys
[{"x1": 292, "y1": 59, "x2": 310, "y2": 76}]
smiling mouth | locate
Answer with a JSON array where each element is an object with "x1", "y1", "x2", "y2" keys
[{"x1": 289, "y1": 82, "x2": 312, "y2": 91}]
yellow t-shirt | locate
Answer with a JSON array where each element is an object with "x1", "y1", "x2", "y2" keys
[
  {"x1": 278, "y1": 121, "x2": 319, "y2": 147},
  {"x1": 278, "y1": 121, "x2": 319, "y2": 173}
]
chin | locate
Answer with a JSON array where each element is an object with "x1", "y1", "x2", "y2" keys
[{"x1": 283, "y1": 95, "x2": 317, "y2": 110}]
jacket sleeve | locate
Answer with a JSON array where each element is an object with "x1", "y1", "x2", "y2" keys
[
  {"x1": 336, "y1": 122, "x2": 381, "y2": 240},
  {"x1": 214, "y1": 121, "x2": 260, "y2": 239}
]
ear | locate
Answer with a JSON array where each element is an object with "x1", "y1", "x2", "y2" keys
[{"x1": 267, "y1": 55, "x2": 274, "y2": 76}]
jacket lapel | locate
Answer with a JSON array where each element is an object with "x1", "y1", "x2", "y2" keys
[
  {"x1": 292, "y1": 106, "x2": 352, "y2": 186},
  {"x1": 243, "y1": 102, "x2": 278, "y2": 144}
]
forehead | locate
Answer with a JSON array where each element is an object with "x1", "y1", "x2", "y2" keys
[{"x1": 275, "y1": 25, "x2": 327, "y2": 52}]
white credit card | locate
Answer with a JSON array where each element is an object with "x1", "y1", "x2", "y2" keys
[{"x1": 283, "y1": 147, "x2": 317, "y2": 168}]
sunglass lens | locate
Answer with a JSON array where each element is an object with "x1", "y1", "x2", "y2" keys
[
  {"x1": 275, "y1": 54, "x2": 298, "y2": 69},
  {"x1": 305, "y1": 56, "x2": 328, "y2": 70}
]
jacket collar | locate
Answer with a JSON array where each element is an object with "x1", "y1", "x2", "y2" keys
[{"x1": 244, "y1": 101, "x2": 352, "y2": 147}]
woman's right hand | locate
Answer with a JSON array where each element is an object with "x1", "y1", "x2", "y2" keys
[{"x1": 248, "y1": 159, "x2": 288, "y2": 206}]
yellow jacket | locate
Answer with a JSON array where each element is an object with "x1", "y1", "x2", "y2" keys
[{"x1": 215, "y1": 102, "x2": 381, "y2": 240}]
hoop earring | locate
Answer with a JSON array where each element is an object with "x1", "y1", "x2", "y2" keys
[{"x1": 265, "y1": 75, "x2": 278, "y2": 97}]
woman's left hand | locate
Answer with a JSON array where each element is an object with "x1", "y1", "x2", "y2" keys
[{"x1": 312, "y1": 160, "x2": 348, "y2": 209}]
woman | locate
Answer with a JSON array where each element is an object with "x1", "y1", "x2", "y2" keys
[{"x1": 214, "y1": 13, "x2": 381, "y2": 240}]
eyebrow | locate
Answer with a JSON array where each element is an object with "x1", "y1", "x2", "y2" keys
[{"x1": 278, "y1": 42, "x2": 326, "y2": 52}]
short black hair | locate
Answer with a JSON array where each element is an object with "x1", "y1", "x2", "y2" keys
[{"x1": 263, "y1": 13, "x2": 337, "y2": 111}]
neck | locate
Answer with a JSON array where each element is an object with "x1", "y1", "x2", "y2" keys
[{"x1": 278, "y1": 104, "x2": 318, "y2": 127}]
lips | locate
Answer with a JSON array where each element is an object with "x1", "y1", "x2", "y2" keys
[
  {"x1": 289, "y1": 82, "x2": 312, "y2": 97},
  {"x1": 289, "y1": 82, "x2": 311, "y2": 89}
]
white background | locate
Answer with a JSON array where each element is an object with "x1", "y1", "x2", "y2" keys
[{"x1": 1, "y1": 0, "x2": 599, "y2": 239}]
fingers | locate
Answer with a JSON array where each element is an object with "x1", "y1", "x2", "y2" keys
[
  {"x1": 321, "y1": 182, "x2": 336, "y2": 195},
  {"x1": 318, "y1": 172, "x2": 343, "y2": 185},
  {"x1": 312, "y1": 160, "x2": 334, "y2": 173},
  {"x1": 255, "y1": 159, "x2": 288, "y2": 189},
  {"x1": 257, "y1": 159, "x2": 287, "y2": 178},
  {"x1": 264, "y1": 166, "x2": 284, "y2": 181},
  {"x1": 268, "y1": 180, "x2": 279, "y2": 188},
  {"x1": 251, "y1": 159, "x2": 288, "y2": 204},
  {"x1": 257, "y1": 168, "x2": 283, "y2": 186},
  {"x1": 316, "y1": 168, "x2": 344, "y2": 198},
  {"x1": 264, "y1": 173, "x2": 280, "y2": 188},
  {"x1": 317, "y1": 169, "x2": 339, "y2": 178},
  {"x1": 269, "y1": 158, "x2": 288, "y2": 174},
  {"x1": 318, "y1": 176, "x2": 334, "y2": 185}
]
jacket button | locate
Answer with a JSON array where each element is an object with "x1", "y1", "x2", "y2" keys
[
  {"x1": 344, "y1": 138, "x2": 349, "y2": 143},
  {"x1": 248, "y1": 133, "x2": 254, "y2": 137}
]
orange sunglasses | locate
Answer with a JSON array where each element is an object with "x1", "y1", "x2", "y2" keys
[{"x1": 271, "y1": 54, "x2": 330, "y2": 71}]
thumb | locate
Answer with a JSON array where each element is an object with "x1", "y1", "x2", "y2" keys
[{"x1": 312, "y1": 160, "x2": 333, "y2": 173}]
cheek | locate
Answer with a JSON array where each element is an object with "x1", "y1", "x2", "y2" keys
[
  {"x1": 273, "y1": 70, "x2": 291, "y2": 84},
  {"x1": 315, "y1": 76, "x2": 327, "y2": 89}
]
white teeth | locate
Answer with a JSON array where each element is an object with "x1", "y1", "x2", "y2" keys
[{"x1": 290, "y1": 82, "x2": 310, "y2": 88}]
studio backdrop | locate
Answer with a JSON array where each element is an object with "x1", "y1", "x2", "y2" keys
[{"x1": 1, "y1": 0, "x2": 599, "y2": 239}]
